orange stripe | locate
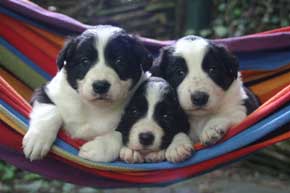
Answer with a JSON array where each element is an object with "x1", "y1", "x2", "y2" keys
[
  {"x1": 249, "y1": 71, "x2": 290, "y2": 103},
  {"x1": 24, "y1": 23, "x2": 65, "y2": 48},
  {"x1": 242, "y1": 63, "x2": 290, "y2": 83}
]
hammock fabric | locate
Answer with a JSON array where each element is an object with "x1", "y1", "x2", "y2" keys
[{"x1": 0, "y1": 0, "x2": 290, "y2": 188}]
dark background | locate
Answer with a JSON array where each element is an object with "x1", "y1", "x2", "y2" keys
[{"x1": 31, "y1": 0, "x2": 290, "y2": 39}]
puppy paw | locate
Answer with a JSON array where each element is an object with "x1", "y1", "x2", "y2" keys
[
  {"x1": 165, "y1": 133, "x2": 194, "y2": 163},
  {"x1": 144, "y1": 150, "x2": 165, "y2": 163},
  {"x1": 79, "y1": 134, "x2": 121, "y2": 162},
  {"x1": 200, "y1": 119, "x2": 229, "y2": 146},
  {"x1": 120, "y1": 147, "x2": 144, "y2": 163},
  {"x1": 22, "y1": 129, "x2": 56, "y2": 161}
]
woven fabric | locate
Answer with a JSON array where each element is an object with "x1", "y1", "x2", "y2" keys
[{"x1": 0, "y1": 0, "x2": 290, "y2": 188}]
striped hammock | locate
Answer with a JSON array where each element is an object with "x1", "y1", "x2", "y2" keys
[{"x1": 0, "y1": 0, "x2": 290, "y2": 188}]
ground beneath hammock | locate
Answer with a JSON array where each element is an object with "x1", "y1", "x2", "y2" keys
[{"x1": 0, "y1": 161, "x2": 289, "y2": 193}]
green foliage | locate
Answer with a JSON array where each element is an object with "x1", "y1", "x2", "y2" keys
[
  {"x1": 188, "y1": 0, "x2": 290, "y2": 38},
  {"x1": 0, "y1": 161, "x2": 17, "y2": 181}
]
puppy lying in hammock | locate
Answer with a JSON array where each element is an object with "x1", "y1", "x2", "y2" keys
[
  {"x1": 117, "y1": 77, "x2": 193, "y2": 163},
  {"x1": 23, "y1": 25, "x2": 152, "y2": 162}
]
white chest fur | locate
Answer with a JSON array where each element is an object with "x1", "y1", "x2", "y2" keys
[{"x1": 46, "y1": 70, "x2": 125, "y2": 140}]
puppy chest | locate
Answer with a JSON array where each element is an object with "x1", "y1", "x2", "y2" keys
[{"x1": 62, "y1": 109, "x2": 122, "y2": 140}]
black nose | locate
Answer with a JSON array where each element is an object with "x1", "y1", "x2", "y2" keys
[
  {"x1": 139, "y1": 132, "x2": 154, "y2": 146},
  {"x1": 92, "y1": 80, "x2": 110, "y2": 94},
  {"x1": 191, "y1": 91, "x2": 209, "y2": 107}
]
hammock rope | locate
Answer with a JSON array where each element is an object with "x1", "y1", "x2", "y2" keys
[{"x1": 0, "y1": 0, "x2": 290, "y2": 188}]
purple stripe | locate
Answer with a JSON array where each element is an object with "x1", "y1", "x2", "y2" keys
[
  {"x1": 213, "y1": 33, "x2": 290, "y2": 52},
  {"x1": 0, "y1": 145, "x2": 131, "y2": 188},
  {"x1": 1, "y1": 0, "x2": 89, "y2": 33},
  {"x1": 2, "y1": 0, "x2": 290, "y2": 52}
]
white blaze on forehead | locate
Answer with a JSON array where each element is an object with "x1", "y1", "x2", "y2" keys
[
  {"x1": 174, "y1": 38, "x2": 209, "y2": 73},
  {"x1": 86, "y1": 25, "x2": 123, "y2": 66},
  {"x1": 145, "y1": 80, "x2": 168, "y2": 118}
]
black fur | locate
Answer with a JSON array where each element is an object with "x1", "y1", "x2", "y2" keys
[
  {"x1": 203, "y1": 43, "x2": 239, "y2": 90},
  {"x1": 57, "y1": 33, "x2": 98, "y2": 89},
  {"x1": 30, "y1": 86, "x2": 53, "y2": 105},
  {"x1": 243, "y1": 87, "x2": 260, "y2": 114},
  {"x1": 105, "y1": 32, "x2": 153, "y2": 88},
  {"x1": 117, "y1": 77, "x2": 190, "y2": 149},
  {"x1": 56, "y1": 28, "x2": 153, "y2": 90},
  {"x1": 152, "y1": 46, "x2": 188, "y2": 89}
]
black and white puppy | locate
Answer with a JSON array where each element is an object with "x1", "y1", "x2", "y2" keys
[
  {"x1": 23, "y1": 25, "x2": 152, "y2": 162},
  {"x1": 153, "y1": 35, "x2": 259, "y2": 145},
  {"x1": 117, "y1": 77, "x2": 193, "y2": 163}
]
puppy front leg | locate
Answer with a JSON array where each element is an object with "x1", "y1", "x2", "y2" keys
[
  {"x1": 165, "y1": 132, "x2": 194, "y2": 163},
  {"x1": 119, "y1": 146, "x2": 144, "y2": 163},
  {"x1": 200, "y1": 108, "x2": 247, "y2": 145},
  {"x1": 23, "y1": 101, "x2": 62, "y2": 161},
  {"x1": 144, "y1": 150, "x2": 166, "y2": 163},
  {"x1": 79, "y1": 131, "x2": 122, "y2": 162}
]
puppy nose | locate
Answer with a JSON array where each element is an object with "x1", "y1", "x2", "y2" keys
[
  {"x1": 191, "y1": 91, "x2": 209, "y2": 107},
  {"x1": 139, "y1": 132, "x2": 154, "y2": 146},
  {"x1": 92, "y1": 80, "x2": 110, "y2": 94}
]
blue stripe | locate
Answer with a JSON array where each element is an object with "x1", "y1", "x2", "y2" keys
[
  {"x1": 2, "y1": 99, "x2": 290, "y2": 170},
  {"x1": 237, "y1": 48, "x2": 290, "y2": 70},
  {"x1": 0, "y1": 100, "x2": 78, "y2": 155},
  {"x1": 0, "y1": 38, "x2": 52, "y2": 80}
]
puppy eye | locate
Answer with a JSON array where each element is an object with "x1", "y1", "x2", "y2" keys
[
  {"x1": 177, "y1": 69, "x2": 185, "y2": 77},
  {"x1": 80, "y1": 57, "x2": 90, "y2": 65},
  {"x1": 115, "y1": 58, "x2": 123, "y2": 65},
  {"x1": 161, "y1": 113, "x2": 171, "y2": 120},
  {"x1": 162, "y1": 114, "x2": 168, "y2": 119},
  {"x1": 129, "y1": 107, "x2": 139, "y2": 115},
  {"x1": 208, "y1": 66, "x2": 216, "y2": 73}
]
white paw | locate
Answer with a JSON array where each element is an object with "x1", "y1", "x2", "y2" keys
[
  {"x1": 166, "y1": 143, "x2": 193, "y2": 163},
  {"x1": 200, "y1": 119, "x2": 229, "y2": 146},
  {"x1": 144, "y1": 150, "x2": 165, "y2": 163},
  {"x1": 22, "y1": 129, "x2": 56, "y2": 161},
  {"x1": 79, "y1": 136, "x2": 121, "y2": 162},
  {"x1": 165, "y1": 133, "x2": 194, "y2": 163},
  {"x1": 120, "y1": 147, "x2": 144, "y2": 163}
]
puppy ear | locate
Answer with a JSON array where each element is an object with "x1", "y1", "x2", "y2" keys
[
  {"x1": 132, "y1": 36, "x2": 153, "y2": 71},
  {"x1": 152, "y1": 46, "x2": 172, "y2": 77},
  {"x1": 56, "y1": 37, "x2": 78, "y2": 70},
  {"x1": 213, "y1": 44, "x2": 239, "y2": 79}
]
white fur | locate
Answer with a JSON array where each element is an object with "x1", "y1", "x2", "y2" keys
[
  {"x1": 23, "y1": 101, "x2": 62, "y2": 161},
  {"x1": 165, "y1": 132, "x2": 193, "y2": 162},
  {"x1": 79, "y1": 131, "x2": 122, "y2": 162},
  {"x1": 23, "y1": 26, "x2": 147, "y2": 161},
  {"x1": 174, "y1": 38, "x2": 247, "y2": 145},
  {"x1": 120, "y1": 146, "x2": 144, "y2": 163},
  {"x1": 144, "y1": 150, "x2": 166, "y2": 163}
]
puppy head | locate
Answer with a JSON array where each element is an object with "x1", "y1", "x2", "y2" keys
[
  {"x1": 117, "y1": 77, "x2": 189, "y2": 153},
  {"x1": 157, "y1": 35, "x2": 239, "y2": 116},
  {"x1": 57, "y1": 25, "x2": 152, "y2": 105}
]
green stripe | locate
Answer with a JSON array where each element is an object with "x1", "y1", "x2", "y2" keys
[{"x1": 0, "y1": 45, "x2": 47, "y2": 89}]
